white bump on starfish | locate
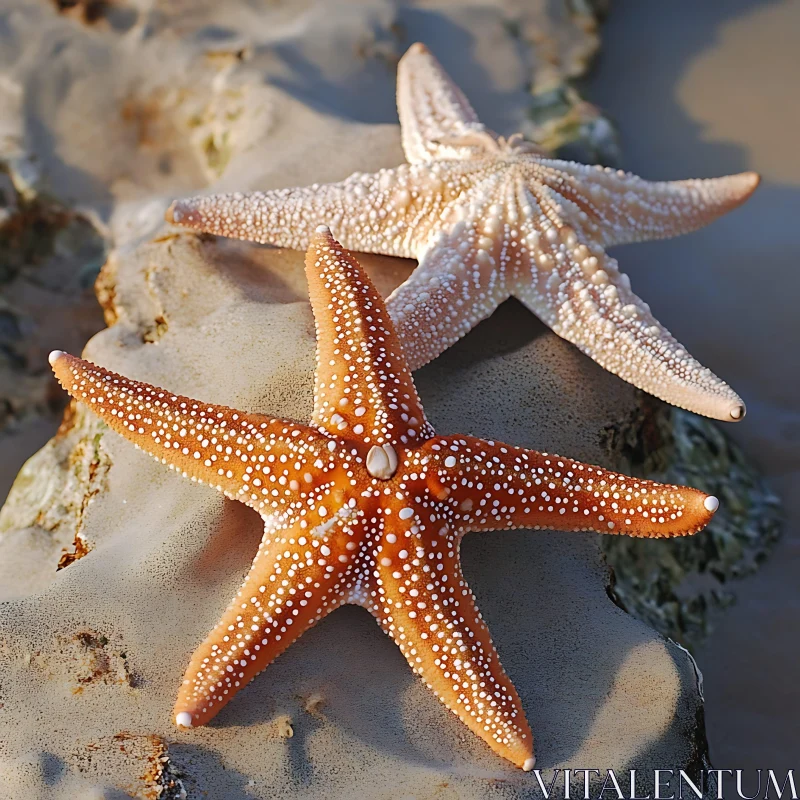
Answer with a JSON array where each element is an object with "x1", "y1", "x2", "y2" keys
[
  {"x1": 51, "y1": 231, "x2": 718, "y2": 771},
  {"x1": 166, "y1": 44, "x2": 757, "y2": 423},
  {"x1": 366, "y1": 443, "x2": 399, "y2": 479},
  {"x1": 704, "y1": 496, "x2": 720, "y2": 513},
  {"x1": 48, "y1": 350, "x2": 64, "y2": 366},
  {"x1": 523, "y1": 757, "x2": 536, "y2": 772}
]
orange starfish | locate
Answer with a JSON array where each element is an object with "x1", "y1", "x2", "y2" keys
[{"x1": 50, "y1": 228, "x2": 718, "y2": 770}]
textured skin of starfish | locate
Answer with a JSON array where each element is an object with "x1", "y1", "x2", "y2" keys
[
  {"x1": 50, "y1": 229, "x2": 719, "y2": 771},
  {"x1": 166, "y1": 43, "x2": 759, "y2": 423}
]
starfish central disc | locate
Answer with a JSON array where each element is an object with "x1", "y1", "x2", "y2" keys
[{"x1": 50, "y1": 230, "x2": 719, "y2": 770}]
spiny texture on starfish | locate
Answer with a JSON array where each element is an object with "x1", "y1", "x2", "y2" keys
[
  {"x1": 167, "y1": 43, "x2": 758, "y2": 422},
  {"x1": 50, "y1": 229, "x2": 719, "y2": 771}
]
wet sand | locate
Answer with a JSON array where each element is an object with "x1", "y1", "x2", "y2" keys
[{"x1": 587, "y1": 0, "x2": 800, "y2": 771}]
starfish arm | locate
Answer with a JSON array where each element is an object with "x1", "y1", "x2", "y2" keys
[
  {"x1": 365, "y1": 526, "x2": 534, "y2": 770},
  {"x1": 386, "y1": 223, "x2": 510, "y2": 371},
  {"x1": 396, "y1": 43, "x2": 496, "y2": 164},
  {"x1": 166, "y1": 166, "x2": 426, "y2": 259},
  {"x1": 513, "y1": 242, "x2": 745, "y2": 421},
  {"x1": 174, "y1": 514, "x2": 359, "y2": 728},
  {"x1": 48, "y1": 351, "x2": 331, "y2": 514},
  {"x1": 535, "y1": 159, "x2": 760, "y2": 247},
  {"x1": 305, "y1": 227, "x2": 434, "y2": 445},
  {"x1": 424, "y1": 436, "x2": 718, "y2": 538}
]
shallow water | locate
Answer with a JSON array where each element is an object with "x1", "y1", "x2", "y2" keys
[{"x1": 587, "y1": 0, "x2": 800, "y2": 771}]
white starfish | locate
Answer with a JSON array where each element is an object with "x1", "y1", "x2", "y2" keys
[{"x1": 167, "y1": 43, "x2": 758, "y2": 422}]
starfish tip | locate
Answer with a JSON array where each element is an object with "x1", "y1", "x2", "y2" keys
[
  {"x1": 743, "y1": 171, "x2": 761, "y2": 192},
  {"x1": 726, "y1": 170, "x2": 760, "y2": 204},
  {"x1": 703, "y1": 495, "x2": 720, "y2": 514},
  {"x1": 48, "y1": 350, "x2": 65, "y2": 367},
  {"x1": 314, "y1": 224, "x2": 332, "y2": 235},
  {"x1": 729, "y1": 402, "x2": 746, "y2": 421},
  {"x1": 522, "y1": 757, "x2": 536, "y2": 772},
  {"x1": 165, "y1": 200, "x2": 193, "y2": 225},
  {"x1": 407, "y1": 42, "x2": 430, "y2": 56},
  {"x1": 175, "y1": 712, "x2": 193, "y2": 728}
]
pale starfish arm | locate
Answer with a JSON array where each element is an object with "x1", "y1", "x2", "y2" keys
[
  {"x1": 513, "y1": 244, "x2": 746, "y2": 421},
  {"x1": 365, "y1": 529, "x2": 535, "y2": 771},
  {"x1": 536, "y1": 159, "x2": 760, "y2": 247},
  {"x1": 396, "y1": 43, "x2": 495, "y2": 164},
  {"x1": 174, "y1": 515, "x2": 357, "y2": 728},
  {"x1": 425, "y1": 436, "x2": 718, "y2": 538},
  {"x1": 48, "y1": 351, "x2": 331, "y2": 514},
  {"x1": 386, "y1": 224, "x2": 510, "y2": 371},
  {"x1": 166, "y1": 166, "x2": 434, "y2": 260},
  {"x1": 305, "y1": 228, "x2": 434, "y2": 443}
]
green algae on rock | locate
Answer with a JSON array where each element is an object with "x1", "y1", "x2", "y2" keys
[{"x1": 602, "y1": 397, "x2": 782, "y2": 648}]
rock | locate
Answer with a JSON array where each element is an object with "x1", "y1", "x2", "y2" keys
[
  {"x1": 603, "y1": 398, "x2": 782, "y2": 648},
  {"x1": 0, "y1": 165, "x2": 107, "y2": 503},
  {"x1": 0, "y1": 226, "x2": 709, "y2": 798}
]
